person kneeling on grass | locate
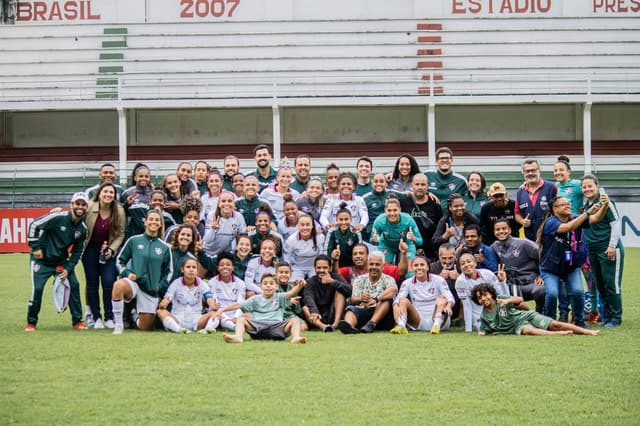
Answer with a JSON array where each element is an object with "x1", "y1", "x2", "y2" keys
[
  {"x1": 390, "y1": 256, "x2": 454, "y2": 335},
  {"x1": 156, "y1": 258, "x2": 219, "y2": 334},
  {"x1": 214, "y1": 273, "x2": 307, "y2": 344},
  {"x1": 471, "y1": 283, "x2": 599, "y2": 336}
]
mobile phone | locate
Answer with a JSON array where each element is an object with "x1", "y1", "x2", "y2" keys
[{"x1": 599, "y1": 187, "x2": 606, "y2": 196}]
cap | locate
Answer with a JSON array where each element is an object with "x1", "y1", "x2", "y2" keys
[
  {"x1": 488, "y1": 183, "x2": 507, "y2": 196},
  {"x1": 71, "y1": 192, "x2": 89, "y2": 204}
]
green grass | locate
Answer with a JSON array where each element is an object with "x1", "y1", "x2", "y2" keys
[{"x1": 1, "y1": 251, "x2": 639, "y2": 425}]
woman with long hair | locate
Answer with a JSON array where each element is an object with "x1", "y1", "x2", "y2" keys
[
  {"x1": 388, "y1": 154, "x2": 421, "y2": 193},
  {"x1": 82, "y1": 182, "x2": 126, "y2": 329},
  {"x1": 202, "y1": 191, "x2": 247, "y2": 256},
  {"x1": 120, "y1": 163, "x2": 153, "y2": 239},
  {"x1": 284, "y1": 214, "x2": 325, "y2": 280},
  {"x1": 536, "y1": 196, "x2": 608, "y2": 326},
  {"x1": 169, "y1": 223, "x2": 198, "y2": 283},
  {"x1": 296, "y1": 178, "x2": 326, "y2": 230}
]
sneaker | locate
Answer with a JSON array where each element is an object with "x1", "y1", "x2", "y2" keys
[
  {"x1": 587, "y1": 311, "x2": 600, "y2": 325},
  {"x1": 94, "y1": 318, "x2": 105, "y2": 329},
  {"x1": 603, "y1": 322, "x2": 620, "y2": 328},
  {"x1": 390, "y1": 324, "x2": 408, "y2": 335},
  {"x1": 337, "y1": 320, "x2": 360, "y2": 334},
  {"x1": 112, "y1": 327, "x2": 123, "y2": 335},
  {"x1": 430, "y1": 322, "x2": 441, "y2": 334},
  {"x1": 323, "y1": 325, "x2": 334, "y2": 333},
  {"x1": 24, "y1": 324, "x2": 36, "y2": 332},
  {"x1": 360, "y1": 320, "x2": 376, "y2": 333},
  {"x1": 72, "y1": 322, "x2": 88, "y2": 330},
  {"x1": 179, "y1": 328, "x2": 192, "y2": 334},
  {"x1": 104, "y1": 319, "x2": 116, "y2": 329}
]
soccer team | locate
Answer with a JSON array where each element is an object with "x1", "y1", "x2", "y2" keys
[{"x1": 24, "y1": 145, "x2": 624, "y2": 340}]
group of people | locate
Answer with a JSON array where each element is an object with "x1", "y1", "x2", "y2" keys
[{"x1": 24, "y1": 144, "x2": 624, "y2": 341}]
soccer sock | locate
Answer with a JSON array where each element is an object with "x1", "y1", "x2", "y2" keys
[
  {"x1": 435, "y1": 313, "x2": 443, "y2": 326},
  {"x1": 112, "y1": 299, "x2": 124, "y2": 329},
  {"x1": 221, "y1": 319, "x2": 236, "y2": 330},
  {"x1": 397, "y1": 314, "x2": 407, "y2": 328},
  {"x1": 206, "y1": 317, "x2": 220, "y2": 330},
  {"x1": 162, "y1": 316, "x2": 182, "y2": 333}
]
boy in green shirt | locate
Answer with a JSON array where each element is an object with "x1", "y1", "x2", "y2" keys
[
  {"x1": 215, "y1": 273, "x2": 307, "y2": 344},
  {"x1": 472, "y1": 283, "x2": 599, "y2": 336}
]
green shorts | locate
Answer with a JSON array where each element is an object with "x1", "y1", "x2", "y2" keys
[{"x1": 515, "y1": 311, "x2": 552, "y2": 335}]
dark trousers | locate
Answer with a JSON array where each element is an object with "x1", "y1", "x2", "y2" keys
[
  {"x1": 27, "y1": 258, "x2": 82, "y2": 325},
  {"x1": 82, "y1": 247, "x2": 117, "y2": 321}
]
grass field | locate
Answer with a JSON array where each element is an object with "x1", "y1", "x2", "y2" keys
[{"x1": 1, "y1": 251, "x2": 639, "y2": 425}]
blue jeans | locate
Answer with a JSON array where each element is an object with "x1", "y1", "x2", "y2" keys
[
  {"x1": 82, "y1": 246, "x2": 117, "y2": 321},
  {"x1": 541, "y1": 268, "x2": 585, "y2": 325}
]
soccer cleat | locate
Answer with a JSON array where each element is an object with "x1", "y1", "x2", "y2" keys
[
  {"x1": 390, "y1": 324, "x2": 408, "y2": 335},
  {"x1": 337, "y1": 320, "x2": 360, "y2": 334},
  {"x1": 323, "y1": 325, "x2": 334, "y2": 333},
  {"x1": 199, "y1": 328, "x2": 216, "y2": 334},
  {"x1": 24, "y1": 324, "x2": 36, "y2": 332},
  {"x1": 179, "y1": 328, "x2": 192, "y2": 334},
  {"x1": 104, "y1": 319, "x2": 116, "y2": 329},
  {"x1": 360, "y1": 320, "x2": 376, "y2": 333},
  {"x1": 94, "y1": 318, "x2": 105, "y2": 329},
  {"x1": 72, "y1": 322, "x2": 88, "y2": 330},
  {"x1": 430, "y1": 322, "x2": 441, "y2": 334},
  {"x1": 587, "y1": 311, "x2": 600, "y2": 325},
  {"x1": 112, "y1": 327, "x2": 123, "y2": 335}
]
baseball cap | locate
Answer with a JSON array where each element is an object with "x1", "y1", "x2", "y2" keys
[
  {"x1": 488, "y1": 183, "x2": 507, "y2": 196},
  {"x1": 71, "y1": 192, "x2": 89, "y2": 204}
]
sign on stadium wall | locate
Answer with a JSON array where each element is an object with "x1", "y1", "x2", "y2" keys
[
  {"x1": 0, "y1": 205, "x2": 638, "y2": 252},
  {"x1": 0, "y1": 208, "x2": 51, "y2": 253},
  {"x1": 15, "y1": 0, "x2": 639, "y2": 24}
]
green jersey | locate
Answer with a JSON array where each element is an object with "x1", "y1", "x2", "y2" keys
[
  {"x1": 278, "y1": 282, "x2": 303, "y2": 320},
  {"x1": 583, "y1": 196, "x2": 622, "y2": 254},
  {"x1": 28, "y1": 211, "x2": 87, "y2": 270},
  {"x1": 116, "y1": 233, "x2": 173, "y2": 298},
  {"x1": 426, "y1": 170, "x2": 468, "y2": 213},
  {"x1": 241, "y1": 292, "x2": 289, "y2": 321},
  {"x1": 480, "y1": 296, "x2": 551, "y2": 335}
]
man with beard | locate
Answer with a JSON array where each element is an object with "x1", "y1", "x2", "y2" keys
[
  {"x1": 479, "y1": 182, "x2": 520, "y2": 246},
  {"x1": 290, "y1": 154, "x2": 311, "y2": 193},
  {"x1": 302, "y1": 255, "x2": 352, "y2": 332},
  {"x1": 246, "y1": 144, "x2": 277, "y2": 194},
  {"x1": 490, "y1": 219, "x2": 545, "y2": 313},
  {"x1": 222, "y1": 155, "x2": 240, "y2": 192},
  {"x1": 25, "y1": 193, "x2": 89, "y2": 331},
  {"x1": 515, "y1": 159, "x2": 557, "y2": 241},
  {"x1": 429, "y1": 243, "x2": 462, "y2": 320},
  {"x1": 426, "y1": 147, "x2": 468, "y2": 214},
  {"x1": 400, "y1": 173, "x2": 442, "y2": 260}
]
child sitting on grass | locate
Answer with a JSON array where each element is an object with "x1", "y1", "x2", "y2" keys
[
  {"x1": 471, "y1": 283, "x2": 599, "y2": 336},
  {"x1": 215, "y1": 273, "x2": 307, "y2": 344}
]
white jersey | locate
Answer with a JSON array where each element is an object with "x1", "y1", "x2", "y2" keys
[
  {"x1": 244, "y1": 256, "x2": 276, "y2": 294},
  {"x1": 200, "y1": 192, "x2": 219, "y2": 229},
  {"x1": 277, "y1": 219, "x2": 298, "y2": 241},
  {"x1": 395, "y1": 274, "x2": 454, "y2": 318},
  {"x1": 163, "y1": 277, "x2": 211, "y2": 321},
  {"x1": 202, "y1": 212, "x2": 247, "y2": 256},
  {"x1": 319, "y1": 195, "x2": 369, "y2": 228},
  {"x1": 208, "y1": 274, "x2": 246, "y2": 320},
  {"x1": 455, "y1": 269, "x2": 509, "y2": 332},
  {"x1": 259, "y1": 187, "x2": 301, "y2": 224},
  {"x1": 283, "y1": 231, "x2": 326, "y2": 280}
]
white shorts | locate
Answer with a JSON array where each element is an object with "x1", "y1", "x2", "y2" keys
[
  {"x1": 123, "y1": 278, "x2": 160, "y2": 314},
  {"x1": 411, "y1": 314, "x2": 451, "y2": 332},
  {"x1": 174, "y1": 313, "x2": 206, "y2": 331}
]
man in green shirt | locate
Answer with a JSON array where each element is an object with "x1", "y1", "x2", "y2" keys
[
  {"x1": 472, "y1": 283, "x2": 599, "y2": 336},
  {"x1": 426, "y1": 147, "x2": 468, "y2": 214},
  {"x1": 290, "y1": 154, "x2": 311, "y2": 194},
  {"x1": 246, "y1": 144, "x2": 277, "y2": 194}
]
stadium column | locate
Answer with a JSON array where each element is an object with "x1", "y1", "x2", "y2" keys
[
  {"x1": 272, "y1": 104, "x2": 281, "y2": 168},
  {"x1": 118, "y1": 107, "x2": 127, "y2": 186},
  {"x1": 427, "y1": 103, "x2": 436, "y2": 169},
  {"x1": 583, "y1": 101, "x2": 592, "y2": 174}
]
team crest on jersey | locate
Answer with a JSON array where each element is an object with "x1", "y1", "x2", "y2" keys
[
  {"x1": 32, "y1": 263, "x2": 40, "y2": 272},
  {"x1": 428, "y1": 288, "x2": 435, "y2": 295},
  {"x1": 60, "y1": 226, "x2": 67, "y2": 232},
  {"x1": 371, "y1": 202, "x2": 379, "y2": 209},
  {"x1": 137, "y1": 244, "x2": 145, "y2": 250},
  {"x1": 511, "y1": 248, "x2": 521, "y2": 258},
  {"x1": 499, "y1": 306, "x2": 507, "y2": 316},
  {"x1": 155, "y1": 247, "x2": 163, "y2": 255},
  {"x1": 448, "y1": 183, "x2": 456, "y2": 190},
  {"x1": 74, "y1": 231, "x2": 82, "y2": 239},
  {"x1": 540, "y1": 196, "x2": 549, "y2": 210}
]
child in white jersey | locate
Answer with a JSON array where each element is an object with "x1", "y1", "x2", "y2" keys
[
  {"x1": 390, "y1": 256, "x2": 454, "y2": 335},
  {"x1": 157, "y1": 258, "x2": 218, "y2": 334},
  {"x1": 207, "y1": 251, "x2": 246, "y2": 331}
]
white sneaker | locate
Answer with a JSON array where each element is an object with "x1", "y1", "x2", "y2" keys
[
  {"x1": 94, "y1": 318, "x2": 105, "y2": 329},
  {"x1": 112, "y1": 327, "x2": 123, "y2": 335},
  {"x1": 104, "y1": 319, "x2": 115, "y2": 329}
]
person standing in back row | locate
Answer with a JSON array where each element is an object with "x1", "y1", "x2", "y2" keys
[
  {"x1": 24, "y1": 192, "x2": 89, "y2": 331},
  {"x1": 426, "y1": 147, "x2": 468, "y2": 214},
  {"x1": 515, "y1": 159, "x2": 557, "y2": 241}
]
